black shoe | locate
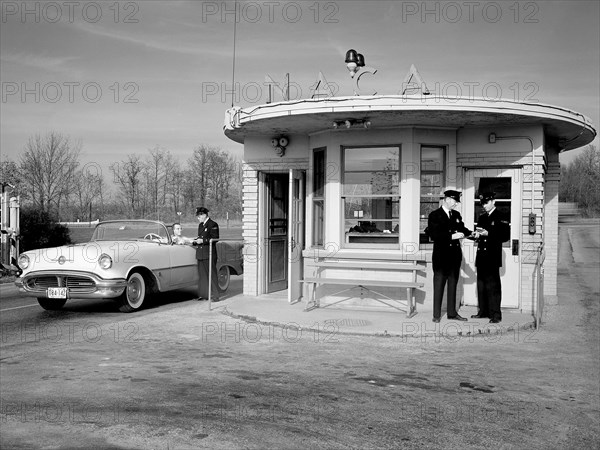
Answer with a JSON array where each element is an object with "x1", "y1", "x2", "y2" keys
[
  {"x1": 432, "y1": 318, "x2": 441, "y2": 323},
  {"x1": 211, "y1": 297, "x2": 220, "y2": 303},
  {"x1": 471, "y1": 314, "x2": 489, "y2": 319},
  {"x1": 489, "y1": 319, "x2": 501, "y2": 324},
  {"x1": 447, "y1": 315, "x2": 467, "y2": 321}
]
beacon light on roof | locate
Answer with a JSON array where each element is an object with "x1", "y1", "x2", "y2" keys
[{"x1": 345, "y1": 49, "x2": 365, "y2": 78}]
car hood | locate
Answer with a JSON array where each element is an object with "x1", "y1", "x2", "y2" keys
[{"x1": 19, "y1": 240, "x2": 165, "y2": 275}]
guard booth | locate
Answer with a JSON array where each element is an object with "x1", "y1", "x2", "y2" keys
[
  {"x1": 223, "y1": 61, "x2": 596, "y2": 318},
  {"x1": 0, "y1": 189, "x2": 20, "y2": 275}
]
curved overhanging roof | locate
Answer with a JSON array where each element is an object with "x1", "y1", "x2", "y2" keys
[{"x1": 224, "y1": 95, "x2": 596, "y2": 151}]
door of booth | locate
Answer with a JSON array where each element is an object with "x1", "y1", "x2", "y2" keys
[
  {"x1": 265, "y1": 173, "x2": 288, "y2": 293},
  {"x1": 461, "y1": 168, "x2": 522, "y2": 309}
]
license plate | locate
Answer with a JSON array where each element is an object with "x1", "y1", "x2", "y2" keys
[{"x1": 47, "y1": 287, "x2": 67, "y2": 299}]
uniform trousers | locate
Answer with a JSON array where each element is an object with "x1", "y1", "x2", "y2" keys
[
  {"x1": 197, "y1": 257, "x2": 220, "y2": 300},
  {"x1": 433, "y1": 265, "x2": 460, "y2": 319},
  {"x1": 476, "y1": 265, "x2": 502, "y2": 321}
]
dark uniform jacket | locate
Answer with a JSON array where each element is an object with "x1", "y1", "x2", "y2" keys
[
  {"x1": 195, "y1": 218, "x2": 219, "y2": 261},
  {"x1": 475, "y1": 209, "x2": 510, "y2": 268},
  {"x1": 427, "y1": 207, "x2": 472, "y2": 271}
]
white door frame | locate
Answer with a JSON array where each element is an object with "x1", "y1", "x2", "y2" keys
[
  {"x1": 288, "y1": 169, "x2": 305, "y2": 303},
  {"x1": 258, "y1": 171, "x2": 267, "y2": 295},
  {"x1": 461, "y1": 166, "x2": 522, "y2": 309}
]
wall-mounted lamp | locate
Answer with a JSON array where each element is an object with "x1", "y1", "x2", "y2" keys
[
  {"x1": 270, "y1": 136, "x2": 289, "y2": 157},
  {"x1": 332, "y1": 119, "x2": 371, "y2": 129},
  {"x1": 489, "y1": 133, "x2": 496, "y2": 143},
  {"x1": 345, "y1": 49, "x2": 365, "y2": 78}
]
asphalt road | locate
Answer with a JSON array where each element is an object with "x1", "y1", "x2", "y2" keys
[{"x1": 1, "y1": 222, "x2": 598, "y2": 449}]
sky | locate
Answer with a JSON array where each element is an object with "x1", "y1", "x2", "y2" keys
[{"x1": 1, "y1": 0, "x2": 599, "y2": 180}]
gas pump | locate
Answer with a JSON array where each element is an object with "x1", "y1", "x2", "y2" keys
[{"x1": 0, "y1": 183, "x2": 20, "y2": 276}]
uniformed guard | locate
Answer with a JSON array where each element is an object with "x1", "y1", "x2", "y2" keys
[
  {"x1": 471, "y1": 192, "x2": 510, "y2": 323},
  {"x1": 427, "y1": 190, "x2": 473, "y2": 323},
  {"x1": 193, "y1": 207, "x2": 220, "y2": 301}
]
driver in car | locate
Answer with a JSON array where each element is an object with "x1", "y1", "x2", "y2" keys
[{"x1": 172, "y1": 223, "x2": 192, "y2": 245}]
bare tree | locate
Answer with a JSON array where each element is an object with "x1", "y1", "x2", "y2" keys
[
  {"x1": 103, "y1": 145, "x2": 242, "y2": 220},
  {"x1": 165, "y1": 161, "x2": 185, "y2": 213},
  {"x1": 161, "y1": 152, "x2": 176, "y2": 207},
  {"x1": 186, "y1": 145, "x2": 242, "y2": 214},
  {"x1": 145, "y1": 146, "x2": 175, "y2": 218},
  {"x1": 188, "y1": 145, "x2": 211, "y2": 206},
  {"x1": 73, "y1": 167, "x2": 105, "y2": 221},
  {"x1": 18, "y1": 132, "x2": 81, "y2": 217},
  {"x1": 560, "y1": 145, "x2": 600, "y2": 217},
  {"x1": 0, "y1": 159, "x2": 21, "y2": 194},
  {"x1": 110, "y1": 154, "x2": 145, "y2": 215}
]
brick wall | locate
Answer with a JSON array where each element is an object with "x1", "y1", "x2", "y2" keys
[
  {"x1": 543, "y1": 151, "x2": 561, "y2": 302},
  {"x1": 242, "y1": 164, "x2": 259, "y2": 296}
]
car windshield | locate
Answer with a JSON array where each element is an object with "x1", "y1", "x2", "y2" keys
[{"x1": 91, "y1": 221, "x2": 171, "y2": 243}]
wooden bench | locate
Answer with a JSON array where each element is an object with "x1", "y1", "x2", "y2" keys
[{"x1": 301, "y1": 259, "x2": 425, "y2": 318}]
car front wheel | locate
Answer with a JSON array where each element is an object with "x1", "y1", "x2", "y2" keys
[
  {"x1": 118, "y1": 272, "x2": 147, "y2": 313},
  {"x1": 217, "y1": 265, "x2": 230, "y2": 292},
  {"x1": 37, "y1": 297, "x2": 67, "y2": 310}
]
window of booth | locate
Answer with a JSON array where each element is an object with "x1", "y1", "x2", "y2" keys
[
  {"x1": 420, "y1": 145, "x2": 446, "y2": 246},
  {"x1": 312, "y1": 147, "x2": 326, "y2": 247},
  {"x1": 473, "y1": 176, "x2": 512, "y2": 248},
  {"x1": 342, "y1": 146, "x2": 401, "y2": 246}
]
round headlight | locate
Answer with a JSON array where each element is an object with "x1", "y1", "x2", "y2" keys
[
  {"x1": 18, "y1": 254, "x2": 30, "y2": 270},
  {"x1": 98, "y1": 253, "x2": 113, "y2": 270}
]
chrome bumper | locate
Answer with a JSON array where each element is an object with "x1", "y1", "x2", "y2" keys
[{"x1": 15, "y1": 271, "x2": 127, "y2": 299}]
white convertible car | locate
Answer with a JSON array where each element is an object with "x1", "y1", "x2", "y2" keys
[{"x1": 15, "y1": 220, "x2": 243, "y2": 312}]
